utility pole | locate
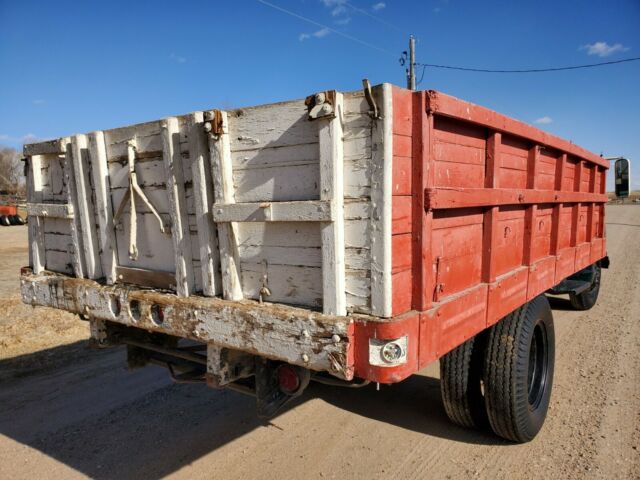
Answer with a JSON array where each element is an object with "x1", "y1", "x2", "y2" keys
[{"x1": 408, "y1": 35, "x2": 416, "y2": 90}]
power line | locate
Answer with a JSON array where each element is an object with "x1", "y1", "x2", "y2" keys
[
  {"x1": 344, "y1": 2, "x2": 406, "y2": 34},
  {"x1": 415, "y1": 57, "x2": 640, "y2": 74},
  {"x1": 256, "y1": 0, "x2": 394, "y2": 56}
]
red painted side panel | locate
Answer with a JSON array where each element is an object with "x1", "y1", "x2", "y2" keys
[{"x1": 356, "y1": 86, "x2": 608, "y2": 384}]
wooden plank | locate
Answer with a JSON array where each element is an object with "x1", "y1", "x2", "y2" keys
[
  {"x1": 63, "y1": 139, "x2": 85, "y2": 278},
  {"x1": 370, "y1": 84, "x2": 393, "y2": 317},
  {"x1": 162, "y1": 117, "x2": 195, "y2": 297},
  {"x1": 319, "y1": 92, "x2": 346, "y2": 316},
  {"x1": 88, "y1": 131, "x2": 118, "y2": 284},
  {"x1": 208, "y1": 110, "x2": 243, "y2": 301},
  {"x1": 550, "y1": 153, "x2": 566, "y2": 255},
  {"x1": 24, "y1": 139, "x2": 64, "y2": 156},
  {"x1": 482, "y1": 132, "x2": 501, "y2": 283},
  {"x1": 26, "y1": 155, "x2": 46, "y2": 273},
  {"x1": 425, "y1": 187, "x2": 606, "y2": 210},
  {"x1": 188, "y1": 112, "x2": 221, "y2": 297},
  {"x1": 213, "y1": 200, "x2": 332, "y2": 223},
  {"x1": 26, "y1": 202, "x2": 74, "y2": 219},
  {"x1": 116, "y1": 266, "x2": 177, "y2": 290},
  {"x1": 71, "y1": 134, "x2": 103, "y2": 279},
  {"x1": 570, "y1": 160, "x2": 583, "y2": 247},
  {"x1": 426, "y1": 91, "x2": 608, "y2": 168},
  {"x1": 523, "y1": 145, "x2": 540, "y2": 265}
]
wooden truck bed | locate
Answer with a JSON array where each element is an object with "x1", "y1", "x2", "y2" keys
[{"x1": 21, "y1": 83, "x2": 607, "y2": 384}]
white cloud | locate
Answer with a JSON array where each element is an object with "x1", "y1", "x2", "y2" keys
[
  {"x1": 580, "y1": 41, "x2": 629, "y2": 58},
  {"x1": 372, "y1": 2, "x2": 386, "y2": 10},
  {"x1": 0, "y1": 133, "x2": 40, "y2": 144},
  {"x1": 534, "y1": 116, "x2": 553, "y2": 125},
  {"x1": 299, "y1": 27, "x2": 331, "y2": 41},
  {"x1": 332, "y1": 5, "x2": 347, "y2": 16},
  {"x1": 334, "y1": 17, "x2": 351, "y2": 25},
  {"x1": 169, "y1": 53, "x2": 187, "y2": 64},
  {"x1": 22, "y1": 133, "x2": 38, "y2": 142}
]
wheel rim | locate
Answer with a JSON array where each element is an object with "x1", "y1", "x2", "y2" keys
[{"x1": 527, "y1": 321, "x2": 548, "y2": 408}]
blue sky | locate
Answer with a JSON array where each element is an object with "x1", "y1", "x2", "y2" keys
[{"x1": 1, "y1": 0, "x2": 638, "y2": 190}]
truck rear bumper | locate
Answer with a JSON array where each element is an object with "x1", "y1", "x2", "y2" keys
[{"x1": 20, "y1": 269, "x2": 356, "y2": 380}]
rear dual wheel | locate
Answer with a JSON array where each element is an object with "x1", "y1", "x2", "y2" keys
[{"x1": 440, "y1": 295, "x2": 555, "y2": 443}]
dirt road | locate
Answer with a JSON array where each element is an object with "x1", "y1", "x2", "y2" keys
[{"x1": 1, "y1": 206, "x2": 639, "y2": 480}]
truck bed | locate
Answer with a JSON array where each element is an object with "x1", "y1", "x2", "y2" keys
[{"x1": 22, "y1": 83, "x2": 608, "y2": 384}]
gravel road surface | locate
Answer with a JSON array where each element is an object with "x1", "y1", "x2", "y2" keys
[{"x1": 0, "y1": 205, "x2": 638, "y2": 479}]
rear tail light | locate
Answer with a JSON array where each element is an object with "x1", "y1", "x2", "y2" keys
[
  {"x1": 276, "y1": 364, "x2": 301, "y2": 395},
  {"x1": 369, "y1": 336, "x2": 408, "y2": 366}
]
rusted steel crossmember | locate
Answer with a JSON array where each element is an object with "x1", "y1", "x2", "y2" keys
[{"x1": 20, "y1": 269, "x2": 355, "y2": 380}]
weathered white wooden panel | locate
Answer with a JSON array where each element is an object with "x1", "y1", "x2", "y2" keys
[
  {"x1": 63, "y1": 140, "x2": 85, "y2": 278},
  {"x1": 236, "y1": 222, "x2": 321, "y2": 248},
  {"x1": 43, "y1": 217, "x2": 72, "y2": 235},
  {"x1": 370, "y1": 84, "x2": 393, "y2": 317},
  {"x1": 45, "y1": 250, "x2": 73, "y2": 275},
  {"x1": 345, "y1": 271, "x2": 370, "y2": 312},
  {"x1": 319, "y1": 92, "x2": 346, "y2": 316},
  {"x1": 71, "y1": 134, "x2": 103, "y2": 279},
  {"x1": 44, "y1": 232, "x2": 73, "y2": 252},
  {"x1": 239, "y1": 245, "x2": 322, "y2": 267},
  {"x1": 188, "y1": 112, "x2": 221, "y2": 297},
  {"x1": 104, "y1": 121, "x2": 163, "y2": 159},
  {"x1": 162, "y1": 116, "x2": 195, "y2": 297},
  {"x1": 231, "y1": 143, "x2": 318, "y2": 170},
  {"x1": 88, "y1": 131, "x2": 118, "y2": 284},
  {"x1": 228, "y1": 101, "x2": 317, "y2": 151},
  {"x1": 115, "y1": 212, "x2": 175, "y2": 272},
  {"x1": 232, "y1": 163, "x2": 320, "y2": 203},
  {"x1": 27, "y1": 155, "x2": 45, "y2": 273},
  {"x1": 241, "y1": 263, "x2": 322, "y2": 308},
  {"x1": 208, "y1": 110, "x2": 243, "y2": 301},
  {"x1": 213, "y1": 200, "x2": 332, "y2": 222},
  {"x1": 26, "y1": 203, "x2": 74, "y2": 219}
]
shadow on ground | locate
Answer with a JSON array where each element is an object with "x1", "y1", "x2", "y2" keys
[{"x1": 0, "y1": 341, "x2": 504, "y2": 479}]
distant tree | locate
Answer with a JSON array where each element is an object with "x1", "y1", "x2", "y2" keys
[{"x1": 0, "y1": 146, "x2": 25, "y2": 195}]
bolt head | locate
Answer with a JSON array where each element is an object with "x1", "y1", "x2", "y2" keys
[
  {"x1": 301, "y1": 353, "x2": 310, "y2": 363},
  {"x1": 204, "y1": 122, "x2": 212, "y2": 132},
  {"x1": 331, "y1": 334, "x2": 341, "y2": 344},
  {"x1": 315, "y1": 93, "x2": 325, "y2": 104}
]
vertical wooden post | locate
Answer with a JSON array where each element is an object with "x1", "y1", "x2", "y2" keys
[
  {"x1": 88, "y1": 131, "x2": 118, "y2": 284},
  {"x1": 370, "y1": 84, "x2": 393, "y2": 317},
  {"x1": 586, "y1": 165, "x2": 596, "y2": 242},
  {"x1": 482, "y1": 132, "x2": 501, "y2": 283},
  {"x1": 71, "y1": 134, "x2": 103, "y2": 279},
  {"x1": 319, "y1": 93, "x2": 346, "y2": 316},
  {"x1": 64, "y1": 139, "x2": 85, "y2": 278},
  {"x1": 189, "y1": 112, "x2": 221, "y2": 297},
  {"x1": 523, "y1": 144, "x2": 539, "y2": 265},
  {"x1": 162, "y1": 117, "x2": 195, "y2": 297},
  {"x1": 570, "y1": 159, "x2": 583, "y2": 247},
  {"x1": 208, "y1": 111, "x2": 243, "y2": 301},
  {"x1": 26, "y1": 154, "x2": 46, "y2": 273},
  {"x1": 550, "y1": 153, "x2": 566, "y2": 255},
  {"x1": 413, "y1": 91, "x2": 433, "y2": 310}
]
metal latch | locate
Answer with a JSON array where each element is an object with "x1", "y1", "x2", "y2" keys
[{"x1": 305, "y1": 90, "x2": 336, "y2": 120}]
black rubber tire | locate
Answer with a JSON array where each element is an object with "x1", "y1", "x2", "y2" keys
[
  {"x1": 483, "y1": 295, "x2": 555, "y2": 443},
  {"x1": 8, "y1": 215, "x2": 18, "y2": 225},
  {"x1": 440, "y1": 333, "x2": 489, "y2": 429},
  {"x1": 0, "y1": 215, "x2": 10, "y2": 226},
  {"x1": 14, "y1": 215, "x2": 25, "y2": 225},
  {"x1": 569, "y1": 263, "x2": 601, "y2": 310}
]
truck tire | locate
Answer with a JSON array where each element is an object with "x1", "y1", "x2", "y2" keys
[
  {"x1": 15, "y1": 215, "x2": 25, "y2": 225},
  {"x1": 569, "y1": 263, "x2": 601, "y2": 311},
  {"x1": 440, "y1": 333, "x2": 488, "y2": 429},
  {"x1": 483, "y1": 295, "x2": 555, "y2": 443},
  {"x1": 0, "y1": 215, "x2": 10, "y2": 226}
]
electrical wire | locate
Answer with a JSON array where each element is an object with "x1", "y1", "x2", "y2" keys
[
  {"x1": 256, "y1": 0, "x2": 394, "y2": 56},
  {"x1": 415, "y1": 57, "x2": 640, "y2": 74},
  {"x1": 344, "y1": 1, "x2": 406, "y2": 34}
]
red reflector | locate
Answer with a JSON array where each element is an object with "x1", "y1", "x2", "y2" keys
[{"x1": 276, "y1": 364, "x2": 300, "y2": 394}]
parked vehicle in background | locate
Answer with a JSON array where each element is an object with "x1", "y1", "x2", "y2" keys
[
  {"x1": 0, "y1": 204, "x2": 25, "y2": 226},
  {"x1": 20, "y1": 82, "x2": 611, "y2": 443}
]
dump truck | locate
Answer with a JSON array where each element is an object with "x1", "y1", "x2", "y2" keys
[{"x1": 21, "y1": 82, "x2": 610, "y2": 443}]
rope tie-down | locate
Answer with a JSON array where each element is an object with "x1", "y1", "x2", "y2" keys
[{"x1": 113, "y1": 139, "x2": 166, "y2": 260}]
